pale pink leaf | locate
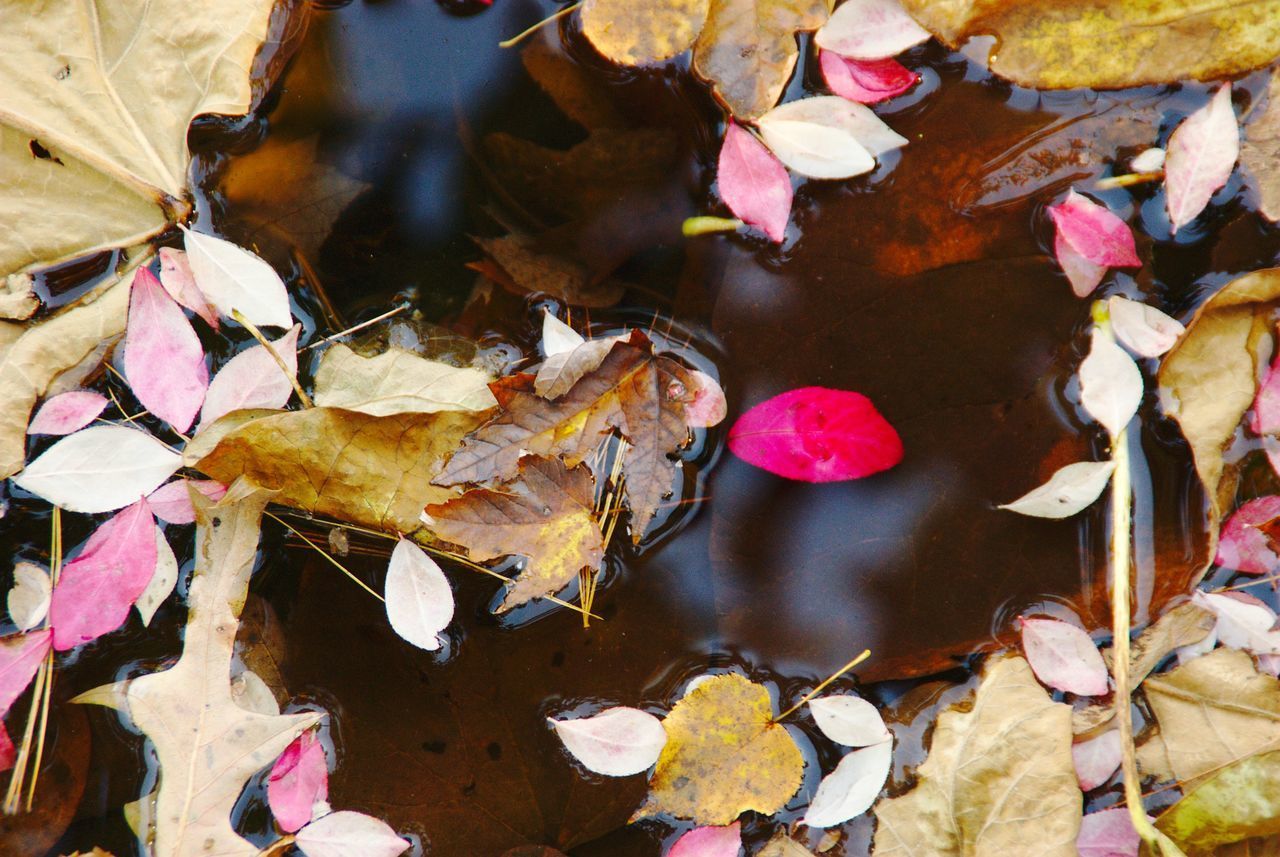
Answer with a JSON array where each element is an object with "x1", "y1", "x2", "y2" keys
[
  {"x1": 718, "y1": 122, "x2": 792, "y2": 242},
  {"x1": 124, "y1": 267, "x2": 209, "y2": 432},
  {"x1": 1077, "y1": 807, "x2": 1143, "y2": 857},
  {"x1": 761, "y1": 96, "x2": 907, "y2": 159},
  {"x1": 1254, "y1": 338, "x2": 1280, "y2": 436},
  {"x1": 998, "y1": 460, "x2": 1114, "y2": 519},
  {"x1": 269, "y1": 731, "x2": 329, "y2": 833},
  {"x1": 815, "y1": 0, "x2": 931, "y2": 60},
  {"x1": 199, "y1": 325, "x2": 301, "y2": 429},
  {"x1": 0, "y1": 629, "x2": 52, "y2": 715},
  {"x1": 1166, "y1": 85, "x2": 1239, "y2": 233},
  {"x1": 0, "y1": 722, "x2": 13, "y2": 772},
  {"x1": 1258, "y1": 654, "x2": 1280, "y2": 676},
  {"x1": 48, "y1": 500, "x2": 158, "y2": 651},
  {"x1": 801, "y1": 737, "x2": 893, "y2": 828},
  {"x1": 1216, "y1": 495, "x2": 1280, "y2": 575},
  {"x1": 27, "y1": 391, "x2": 108, "y2": 436},
  {"x1": 1049, "y1": 190, "x2": 1141, "y2": 268},
  {"x1": 1072, "y1": 730, "x2": 1122, "y2": 791},
  {"x1": 158, "y1": 247, "x2": 219, "y2": 330},
  {"x1": 668, "y1": 823, "x2": 742, "y2": 857},
  {"x1": 684, "y1": 370, "x2": 727, "y2": 428},
  {"x1": 1107, "y1": 297, "x2": 1184, "y2": 358},
  {"x1": 146, "y1": 479, "x2": 228, "y2": 526},
  {"x1": 808, "y1": 695, "x2": 890, "y2": 747},
  {"x1": 1131, "y1": 147, "x2": 1166, "y2": 173},
  {"x1": 7, "y1": 562, "x2": 51, "y2": 632},
  {"x1": 1192, "y1": 590, "x2": 1280, "y2": 655},
  {"x1": 135, "y1": 525, "x2": 178, "y2": 627},
  {"x1": 294, "y1": 810, "x2": 408, "y2": 857},
  {"x1": 1054, "y1": 232, "x2": 1107, "y2": 298},
  {"x1": 549, "y1": 706, "x2": 667, "y2": 776},
  {"x1": 182, "y1": 227, "x2": 293, "y2": 329},
  {"x1": 384, "y1": 539, "x2": 454, "y2": 652},
  {"x1": 1079, "y1": 328, "x2": 1144, "y2": 438},
  {"x1": 1019, "y1": 616, "x2": 1109, "y2": 696},
  {"x1": 820, "y1": 52, "x2": 919, "y2": 104}
]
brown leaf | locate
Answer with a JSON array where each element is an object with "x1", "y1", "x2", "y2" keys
[
  {"x1": 692, "y1": 0, "x2": 828, "y2": 120},
  {"x1": 0, "y1": 706, "x2": 90, "y2": 856},
  {"x1": 521, "y1": 36, "x2": 624, "y2": 130},
  {"x1": 580, "y1": 0, "x2": 710, "y2": 65},
  {"x1": 471, "y1": 233, "x2": 625, "y2": 309},
  {"x1": 1243, "y1": 71, "x2": 1280, "y2": 223},
  {"x1": 426, "y1": 456, "x2": 604, "y2": 611},
  {"x1": 759, "y1": 832, "x2": 817, "y2": 856}
]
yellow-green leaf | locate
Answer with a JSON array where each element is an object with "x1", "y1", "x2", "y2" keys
[{"x1": 1157, "y1": 747, "x2": 1280, "y2": 851}]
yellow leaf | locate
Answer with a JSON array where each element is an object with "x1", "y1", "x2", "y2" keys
[
  {"x1": 313, "y1": 342, "x2": 497, "y2": 416},
  {"x1": 580, "y1": 0, "x2": 710, "y2": 65},
  {"x1": 634, "y1": 673, "x2": 803, "y2": 825}
]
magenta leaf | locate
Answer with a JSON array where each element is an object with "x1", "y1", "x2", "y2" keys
[
  {"x1": 146, "y1": 479, "x2": 228, "y2": 525},
  {"x1": 1216, "y1": 495, "x2": 1280, "y2": 576},
  {"x1": 1077, "y1": 807, "x2": 1143, "y2": 857},
  {"x1": 668, "y1": 822, "x2": 741, "y2": 857},
  {"x1": 268, "y1": 730, "x2": 329, "y2": 833},
  {"x1": 27, "y1": 391, "x2": 108, "y2": 436},
  {"x1": 717, "y1": 122, "x2": 792, "y2": 243},
  {"x1": 820, "y1": 51, "x2": 919, "y2": 104},
  {"x1": 1053, "y1": 232, "x2": 1107, "y2": 298},
  {"x1": 48, "y1": 500, "x2": 158, "y2": 651},
  {"x1": 1253, "y1": 343, "x2": 1280, "y2": 436},
  {"x1": 158, "y1": 247, "x2": 219, "y2": 330},
  {"x1": 0, "y1": 629, "x2": 52, "y2": 716},
  {"x1": 1166, "y1": 84, "x2": 1239, "y2": 233},
  {"x1": 1049, "y1": 189, "x2": 1141, "y2": 268},
  {"x1": 728, "y1": 387, "x2": 903, "y2": 482},
  {"x1": 0, "y1": 721, "x2": 13, "y2": 773},
  {"x1": 123, "y1": 267, "x2": 209, "y2": 432},
  {"x1": 1018, "y1": 616, "x2": 1109, "y2": 696}
]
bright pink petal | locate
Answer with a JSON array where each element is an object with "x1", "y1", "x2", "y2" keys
[
  {"x1": 820, "y1": 51, "x2": 919, "y2": 104},
  {"x1": 268, "y1": 731, "x2": 329, "y2": 833},
  {"x1": 1054, "y1": 232, "x2": 1107, "y2": 298},
  {"x1": 1019, "y1": 616, "x2": 1109, "y2": 696},
  {"x1": 1072, "y1": 730, "x2": 1122, "y2": 791},
  {"x1": 27, "y1": 391, "x2": 108, "y2": 436},
  {"x1": 1252, "y1": 342, "x2": 1280, "y2": 436},
  {"x1": 0, "y1": 629, "x2": 52, "y2": 715},
  {"x1": 1166, "y1": 85, "x2": 1239, "y2": 233},
  {"x1": 717, "y1": 122, "x2": 792, "y2": 243},
  {"x1": 146, "y1": 479, "x2": 228, "y2": 525},
  {"x1": 0, "y1": 722, "x2": 14, "y2": 773},
  {"x1": 124, "y1": 268, "x2": 209, "y2": 433},
  {"x1": 668, "y1": 823, "x2": 741, "y2": 857},
  {"x1": 159, "y1": 247, "x2": 219, "y2": 330},
  {"x1": 1049, "y1": 190, "x2": 1141, "y2": 267},
  {"x1": 728, "y1": 387, "x2": 903, "y2": 482},
  {"x1": 199, "y1": 325, "x2": 300, "y2": 429},
  {"x1": 49, "y1": 500, "x2": 158, "y2": 651},
  {"x1": 684, "y1": 371, "x2": 727, "y2": 428},
  {"x1": 1216, "y1": 495, "x2": 1280, "y2": 576},
  {"x1": 1077, "y1": 808, "x2": 1142, "y2": 857}
]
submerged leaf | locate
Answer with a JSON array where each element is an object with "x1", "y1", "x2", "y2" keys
[
  {"x1": 549, "y1": 706, "x2": 668, "y2": 776},
  {"x1": 801, "y1": 738, "x2": 893, "y2": 828},
  {"x1": 1079, "y1": 327, "x2": 1143, "y2": 439},
  {"x1": 997, "y1": 460, "x2": 1114, "y2": 519},
  {"x1": 124, "y1": 268, "x2": 208, "y2": 432},
  {"x1": 13, "y1": 425, "x2": 182, "y2": 514},
  {"x1": 383, "y1": 539, "x2": 454, "y2": 652},
  {"x1": 1019, "y1": 616, "x2": 1109, "y2": 696},
  {"x1": 313, "y1": 343, "x2": 496, "y2": 416},
  {"x1": 814, "y1": 0, "x2": 930, "y2": 60},
  {"x1": 27, "y1": 391, "x2": 108, "y2": 437},
  {"x1": 1166, "y1": 85, "x2": 1239, "y2": 233},
  {"x1": 580, "y1": 0, "x2": 710, "y2": 65},
  {"x1": 717, "y1": 122, "x2": 793, "y2": 242}
]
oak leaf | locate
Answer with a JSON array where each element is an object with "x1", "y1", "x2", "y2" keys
[{"x1": 471, "y1": 232, "x2": 626, "y2": 309}]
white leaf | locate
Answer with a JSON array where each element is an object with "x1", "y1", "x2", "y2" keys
[
  {"x1": 1131, "y1": 147, "x2": 1166, "y2": 173},
  {"x1": 295, "y1": 811, "x2": 408, "y2": 857},
  {"x1": 199, "y1": 325, "x2": 300, "y2": 429},
  {"x1": 1193, "y1": 590, "x2": 1280, "y2": 655},
  {"x1": 136, "y1": 525, "x2": 178, "y2": 626},
  {"x1": 549, "y1": 706, "x2": 667, "y2": 776},
  {"x1": 1107, "y1": 297, "x2": 1185, "y2": 358},
  {"x1": 1073, "y1": 729, "x2": 1122, "y2": 791},
  {"x1": 815, "y1": 0, "x2": 931, "y2": 60},
  {"x1": 181, "y1": 227, "x2": 293, "y2": 328},
  {"x1": 801, "y1": 737, "x2": 893, "y2": 828},
  {"x1": 1079, "y1": 328, "x2": 1143, "y2": 437},
  {"x1": 762, "y1": 96, "x2": 907, "y2": 161},
  {"x1": 535, "y1": 336, "x2": 624, "y2": 399},
  {"x1": 1166, "y1": 85, "x2": 1239, "y2": 233},
  {"x1": 13, "y1": 425, "x2": 182, "y2": 513},
  {"x1": 384, "y1": 539, "x2": 454, "y2": 652},
  {"x1": 313, "y1": 344, "x2": 497, "y2": 416},
  {"x1": 758, "y1": 118, "x2": 874, "y2": 180},
  {"x1": 7, "y1": 562, "x2": 50, "y2": 631},
  {"x1": 542, "y1": 311, "x2": 585, "y2": 357},
  {"x1": 808, "y1": 695, "x2": 890, "y2": 747},
  {"x1": 1019, "y1": 617, "x2": 1110, "y2": 696},
  {"x1": 998, "y1": 460, "x2": 1115, "y2": 519}
]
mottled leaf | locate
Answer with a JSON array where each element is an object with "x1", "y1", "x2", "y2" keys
[
  {"x1": 268, "y1": 731, "x2": 328, "y2": 834},
  {"x1": 27, "y1": 391, "x2": 107, "y2": 436},
  {"x1": 580, "y1": 0, "x2": 710, "y2": 65},
  {"x1": 820, "y1": 52, "x2": 919, "y2": 105},
  {"x1": 1156, "y1": 747, "x2": 1280, "y2": 851},
  {"x1": 815, "y1": 0, "x2": 930, "y2": 60}
]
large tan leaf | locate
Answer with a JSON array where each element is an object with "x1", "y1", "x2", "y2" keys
[
  {"x1": 0, "y1": 0, "x2": 286, "y2": 279},
  {"x1": 692, "y1": 0, "x2": 828, "y2": 120},
  {"x1": 1243, "y1": 71, "x2": 1280, "y2": 223},
  {"x1": 872, "y1": 655, "x2": 1080, "y2": 856},
  {"x1": 313, "y1": 343, "x2": 497, "y2": 416},
  {"x1": 580, "y1": 0, "x2": 710, "y2": 65},
  {"x1": 900, "y1": 0, "x2": 1280, "y2": 89}
]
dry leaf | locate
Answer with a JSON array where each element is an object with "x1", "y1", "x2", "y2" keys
[
  {"x1": 580, "y1": 0, "x2": 710, "y2": 65},
  {"x1": 472, "y1": 233, "x2": 625, "y2": 309},
  {"x1": 521, "y1": 36, "x2": 624, "y2": 130},
  {"x1": 313, "y1": 343, "x2": 496, "y2": 416},
  {"x1": 1156, "y1": 747, "x2": 1280, "y2": 851},
  {"x1": 872, "y1": 655, "x2": 1080, "y2": 856},
  {"x1": 1243, "y1": 70, "x2": 1280, "y2": 222},
  {"x1": 634, "y1": 673, "x2": 804, "y2": 826},
  {"x1": 759, "y1": 833, "x2": 815, "y2": 857}
]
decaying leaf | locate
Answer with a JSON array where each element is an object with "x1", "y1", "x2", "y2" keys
[
  {"x1": 313, "y1": 343, "x2": 496, "y2": 416},
  {"x1": 1242, "y1": 70, "x2": 1280, "y2": 222},
  {"x1": 872, "y1": 655, "x2": 1080, "y2": 856},
  {"x1": 580, "y1": 0, "x2": 710, "y2": 65},
  {"x1": 521, "y1": 35, "x2": 624, "y2": 130},
  {"x1": 426, "y1": 456, "x2": 604, "y2": 612},
  {"x1": 759, "y1": 833, "x2": 815, "y2": 857},
  {"x1": 634, "y1": 673, "x2": 804, "y2": 826},
  {"x1": 1156, "y1": 747, "x2": 1280, "y2": 851}
]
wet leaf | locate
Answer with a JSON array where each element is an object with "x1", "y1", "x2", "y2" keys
[
  {"x1": 997, "y1": 459, "x2": 1114, "y2": 519},
  {"x1": 426, "y1": 456, "x2": 604, "y2": 612},
  {"x1": 313, "y1": 343, "x2": 496, "y2": 416},
  {"x1": 124, "y1": 267, "x2": 208, "y2": 432},
  {"x1": 1079, "y1": 327, "x2": 1143, "y2": 439},
  {"x1": 384, "y1": 538, "x2": 454, "y2": 652},
  {"x1": 146, "y1": 479, "x2": 228, "y2": 526},
  {"x1": 820, "y1": 53, "x2": 919, "y2": 105},
  {"x1": 1077, "y1": 808, "x2": 1142, "y2": 857},
  {"x1": 1072, "y1": 729, "x2": 1122, "y2": 791},
  {"x1": 521, "y1": 35, "x2": 624, "y2": 130},
  {"x1": 27, "y1": 391, "x2": 107, "y2": 436},
  {"x1": 534, "y1": 336, "x2": 622, "y2": 400},
  {"x1": 1108, "y1": 296, "x2": 1184, "y2": 359},
  {"x1": 669, "y1": 823, "x2": 742, "y2": 857},
  {"x1": 635, "y1": 673, "x2": 804, "y2": 826},
  {"x1": 1166, "y1": 85, "x2": 1239, "y2": 234},
  {"x1": 294, "y1": 811, "x2": 408, "y2": 857},
  {"x1": 814, "y1": 0, "x2": 930, "y2": 60},
  {"x1": 808, "y1": 694, "x2": 890, "y2": 747},
  {"x1": 872, "y1": 655, "x2": 1079, "y2": 856},
  {"x1": 580, "y1": 0, "x2": 710, "y2": 65},
  {"x1": 549, "y1": 706, "x2": 668, "y2": 776},
  {"x1": 759, "y1": 833, "x2": 815, "y2": 857},
  {"x1": 717, "y1": 122, "x2": 793, "y2": 242},
  {"x1": 1242, "y1": 71, "x2": 1280, "y2": 222},
  {"x1": 1019, "y1": 616, "x2": 1109, "y2": 696},
  {"x1": 6, "y1": 561, "x2": 50, "y2": 632},
  {"x1": 0, "y1": 629, "x2": 51, "y2": 714},
  {"x1": 199, "y1": 325, "x2": 300, "y2": 429},
  {"x1": 541, "y1": 312, "x2": 585, "y2": 357},
  {"x1": 1192, "y1": 590, "x2": 1280, "y2": 655},
  {"x1": 136, "y1": 525, "x2": 178, "y2": 627},
  {"x1": 158, "y1": 247, "x2": 218, "y2": 330},
  {"x1": 182, "y1": 228, "x2": 293, "y2": 329},
  {"x1": 1048, "y1": 190, "x2": 1140, "y2": 297},
  {"x1": 801, "y1": 737, "x2": 893, "y2": 828},
  {"x1": 1054, "y1": 235, "x2": 1106, "y2": 298},
  {"x1": 685, "y1": 371, "x2": 728, "y2": 428},
  {"x1": 691, "y1": 0, "x2": 828, "y2": 120},
  {"x1": 1155, "y1": 747, "x2": 1280, "y2": 851},
  {"x1": 1253, "y1": 346, "x2": 1280, "y2": 436},
  {"x1": 758, "y1": 96, "x2": 906, "y2": 178},
  {"x1": 1218, "y1": 496, "x2": 1280, "y2": 576},
  {"x1": 472, "y1": 233, "x2": 626, "y2": 309},
  {"x1": 268, "y1": 731, "x2": 329, "y2": 834},
  {"x1": 1132, "y1": 147, "x2": 1167, "y2": 173}
]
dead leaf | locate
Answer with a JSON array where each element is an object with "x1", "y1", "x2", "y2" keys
[
  {"x1": 634, "y1": 673, "x2": 803, "y2": 826},
  {"x1": 580, "y1": 0, "x2": 710, "y2": 65},
  {"x1": 872, "y1": 655, "x2": 1080, "y2": 856},
  {"x1": 900, "y1": 0, "x2": 1280, "y2": 90},
  {"x1": 691, "y1": 0, "x2": 829, "y2": 120},
  {"x1": 313, "y1": 343, "x2": 497, "y2": 416},
  {"x1": 1156, "y1": 747, "x2": 1280, "y2": 852},
  {"x1": 522, "y1": 36, "x2": 624, "y2": 130},
  {"x1": 759, "y1": 833, "x2": 816, "y2": 856},
  {"x1": 0, "y1": 705, "x2": 90, "y2": 856},
  {"x1": 471, "y1": 233, "x2": 626, "y2": 309},
  {"x1": 425, "y1": 456, "x2": 604, "y2": 612},
  {"x1": 1243, "y1": 70, "x2": 1280, "y2": 223}
]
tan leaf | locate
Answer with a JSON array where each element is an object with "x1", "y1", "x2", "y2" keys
[
  {"x1": 425, "y1": 456, "x2": 604, "y2": 612},
  {"x1": 188, "y1": 407, "x2": 485, "y2": 534},
  {"x1": 633, "y1": 673, "x2": 804, "y2": 825},
  {"x1": 900, "y1": 0, "x2": 1280, "y2": 90},
  {"x1": 1243, "y1": 70, "x2": 1280, "y2": 223},
  {"x1": 313, "y1": 343, "x2": 497, "y2": 416},
  {"x1": 580, "y1": 0, "x2": 710, "y2": 65},
  {"x1": 759, "y1": 833, "x2": 816, "y2": 857},
  {"x1": 471, "y1": 233, "x2": 625, "y2": 309},
  {"x1": 521, "y1": 36, "x2": 624, "y2": 130},
  {"x1": 872, "y1": 654, "x2": 1080, "y2": 856},
  {"x1": 692, "y1": 0, "x2": 828, "y2": 120}
]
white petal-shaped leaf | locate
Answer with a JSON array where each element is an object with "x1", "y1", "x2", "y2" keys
[
  {"x1": 199, "y1": 325, "x2": 300, "y2": 429},
  {"x1": 801, "y1": 738, "x2": 893, "y2": 828},
  {"x1": 809, "y1": 695, "x2": 890, "y2": 747},
  {"x1": 295, "y1": 811, "x2": 408, "y2": 857},
  {"x1": 384, "y1": 539, "x2": 454, "y2": 652},
  {"x1": 542, "y1": 311, "x2": 585, "y2": 357},
  {"x1": 7, "y1": 562, "x2": 50, "y2": 632},
  {"x1": 549, "y1": 706, "x2": 667, "y2": 776},
  {"x1": 997, "y1": 460, "x2": 1115, "y2": 519},
  {"x1": 1073, "y1": 729, "x2": 1122, "y2": 791},
  {"x1": 181, "y1": 227, "x2": 293, "y2": 329},
  {"x1": 1131, "y1": 147, "x2": 1166, "y2": 173},
  {"x1": 136, "y1": 525, "x2": 178, "y2": 627},
  {"x1": 815, "y1": 0, "x2": 931, "y2": 60},
  {"x1": 313, "y1": 344, "x2": 497, "y2": 416},
  {"x1": 12, "y1": 425, "x2": 182, "y2": 513},
  {"x1": 758, "y1": 117, "x2": 874, "y2": 180},
  {"x1": 1107, "y1": 297, "x2": 1185, "y2": 358},
  {"x1": 1166, "y1": 85, "x2": 1239, "y2": 233},
  {"x1": 1193, "y1": 590, "x2": 1280, "y2": 655},
  {"x1": 1019, "y1": 617, "x2": 1109, "y2": 696},
  {"x1": 761, "y1": 96, "x2": 906, "y2": 164},
  {"x1": 1079, "y1": 328, "x2": 1143, "y2": 437}
]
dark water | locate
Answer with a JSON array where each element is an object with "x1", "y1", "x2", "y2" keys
[{"x1": 6, "y1": 1, "x2": 1280, "y2": 854}]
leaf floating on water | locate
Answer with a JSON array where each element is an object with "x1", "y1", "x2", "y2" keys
[
  {"x1": 27, "y1": 391, "x2": 108, "y2": 436},
  {"x1": 383, "y1": 538, "x2": 454, "y2": 652},
  {"x1": 314, "y1": 344, "x2": 497, "y2": 417},
  {"x1": 1107, "y1": 296, "x2": 1184, "y2": 359},
  {"x1": 1019, "y1": 617, "x2": 1109, "y2": 696},
  {"x1": 819, "y1": 52, "x2": 919, "y2": 105},
  {"x1": 1216, "y1": 496, "x2": 1280, "y2": 576},
  {"x1": 802, "y1": 738, "x2": 893, "y2": 828},
  {"x1": 268, "y1": 731, "x2": 329, "y2": 834},
  {"x1": 1242, "y1": 71, "x2": 1280, "y2": 222},
  {"x1": 13, "y1": 425, "x2": 182, "y2": 514},
  {"x1": 294, "y1": 810, "x2": 408, "y2": 857},
  {"x1": 1053, "y1": 233, "x2": 1107, "y2": 298},
  {"x1": 815, "y1": 0, "x2": 930, "y2": 60},
  {"x1": 6, "y1": 562, "x2": 50, "y2": 632},
  {"x1": 136, "y1": 525, "x2": 178, "y2": 627},
  {"x1": 199, "y1": 325, "x2": 300, "y2": 429},
  {"x1": 1079, "y1": 328, "x2": 1143, "y2": 438},
  {"x1": 684, "y1": 370, "x2": 727, "y2": 429},
  {"x1": 579, "y1": 0, "x2": 710, "y2": 66},
  {"x1": 1047, "y1": 190, "x2": 1140, "y2": 298},
  {"x1": 1155, "y1": 747, "x2": 1280, "y2": 852},
  {"x1": 668, "y1": 822, "x2": 742, "y2": 857},
  {"x1": 808, "y1": 694, "x2": 890, "y2": 747},
  {"x1": 757, "y1": 96, "x2": 905, "y2": 179},
  {"x1": 549, "y1": 706, "x2": 668, "y2": 777},
  {"x1": 533, "y1": 336, "x2": 621, "y2": 400},
  {"x1": 1131, "y1": 147, "x2": 1167, "y2": 174},
  {"x1": 1078, "y1": 807, "x2": 1143, "y2": 857},
  {"x1": 1072, "y1": 729, "x2": 1122, "y2": 791},
  {"x1": 146, "y1": 479, "x2": 228, "y2": 526},
  {"x1": 758, "y1": 833, "x2": 815, "y2": 857},
  {"x1": 541, "y1": 312, "x2": 585, "y2": 358},
  {"x1": 124, "y1": 267, "x2": 209, "y2": 433},
  {"x1": 182, "y1": 228, "x2": 293, "y2": 329},
  {"x1": 0, "y1": 629, "x2": 52, "y2": 715},
  {"x1": 998, "y1": 460, "x2": 1114, "y2": 519},
  {"x1": 717, "y1": 122, "x2": 793, "y2": 242},
  {"x1": 158, "y1": 247, "x2": 219, "y2": 330},
  {"x1": 1166, "y1": 85, "x2": 1239, "y2": 234},
  {"x1": 1191, "y1": 590, "x2": 1280, "y2": 655}
]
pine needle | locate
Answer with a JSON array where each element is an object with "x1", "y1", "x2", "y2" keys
[
  {"x1": 231, "y1": 310, "x2": 313, "y2": 408},
  {"x1": 498, "y1": 2, "x2": 580, "y2": 49},
  {"x1": 774, "y1": 649, "x2": 873, "y2": 723},
  {"x1": 267, "y1": 512, "x2": 383, "y2": 602}
]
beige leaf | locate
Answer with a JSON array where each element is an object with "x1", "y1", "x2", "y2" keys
[
  {"x1": 759, "y1": 833, "x2": 816, "y2": 857},
  {"x1": 580, "y1": 0, "x2": 711, "y2": 66},
  {"x1": 313, "y1": 343, "x2": 497, "y2": 416},
  {"x1": 1243, "y1": 70, "x2": 1280, "y2": 223},
  {"x1": 872, "y1": 654, "x2": 1080, "y2": 856}
]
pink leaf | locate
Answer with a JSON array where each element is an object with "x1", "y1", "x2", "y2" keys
[
  {"x1": 1018, "y1": 616, "x2": 1109, "y2": 696},
  {"x1": 268, "y1": 731, "x2": 329, "y2": 833},
  {"x1": 146, "y1": 479, "x2": 228, "y2": 525},
  {"x1": 728, "y1": 387, "x2": 903, "y2": 482},
  {"x1": 1253, "y1": 341, "x2": 1280, "y2": 436},
  {"x1": 717, "y1": 123, "x2": 792, "y2": 243},
  {"x1": 0, "y1": 629, "x2": 52, "y2": 715},
  {"x1": 820, "y1": 52, "x2": 919, "y2": 104},
  {"x1": 48, "y1": 500, "x2": 158, "y2": 651},
  {"x1": 27, "y1": 391, "x2": 108, "y2": 436},
  {"x1": 1054, "y1": 232, "x2": 1107, "y2": 298},
  {"x1": 199, "y1": 325, "x2": 301, "y2": 429},
  {"x1": 0, "y1": 722, "x2": 13, "y2": 773},
  {"x1": 1049, "y1": 190, "x2": 1141, "y2": 268},
  {"x1": 1077, "y1": 807, "x2": 1143, "y2": 857},
  {"x1": 123, "y1": 268, "x2": 209, "y2": 432},
  {"x1": 668, "y1": 823, "x2": 741, "y2": 857},
  {"x1": 158, "y1": 247, "x2": 219, "y2": 330},
  {"x1": 1216, "y1": 495, "x2": 1280, "y2": 576},
  {"x1": 1166, "y1": 84, "x2": 1239, "y2": 233},
  {"x1": 684, "y1": 370, "x2": 727, "y2": 428},
  {"x1": 1072, "y1": 729, "x2": 1122, "y2": 791}
]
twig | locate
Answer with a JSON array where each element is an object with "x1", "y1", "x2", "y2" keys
[
  {"x1": 256, "y1": 834, "x2": 296, "y2": 857},
  {"x1": 774, "y1": 649, "x2": 872, "y2": 723},
  {"x1": 1094, "y1": 172, "x2": 1162, "y2": 191},
  {"x1": 267, "y1": 512, "x2": 383, "y2": 602},
  {"x1": 300, "y1": 303, "x2": 412, "y2": 352},
  {"x1": 293, "y1": 250, "x2": 346, "y2": 331},
  {"x1": 498, "y1": 2, "x2": 580, "y2": 49},
  {"x1": 231, "y1": 310, "x2": 313, "y2": 408}
]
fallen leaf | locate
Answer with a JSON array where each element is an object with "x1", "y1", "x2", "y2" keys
[
  {"x1": 1166, "y1": 85, "x2": 1239, "y2": 233},
  {"x1": 766, "y1": 99, "x2": 909, "y2": 162},
  {"x1": 0, "y1": 629, "x2": 51, "y2": 714},
  {"x1": 313, "y1": 343, "x2": 496, "y2": 416},
  {"x1": 1077, "y1": 808, "x2": 1142, "y2": 857},
  {"x1": 6, "y1": 562, "x2": 50, "y2": 632},
  {"x1": 635, "y1": 673, "x2": 804, "y2": 826},
  {"x1": 668, "y1": 823, "x2": 742, "y2": 857},
  {"x1": 146, "y1": 479, "x2": 229, "y2": 526},
  {"x1": 717, "y1": 122, "x2": 793, "y2": 242},
  {"x1": 758, "y1": 97, "x2": 904, "y2": 178},
  {"x1": 1193, "y1": 590, "x2": 1280, "y2": 655},
  {"x1": 685, "y1": 371, "x2": 727, "y2": 429},
  {"x1": 27, "y1": 391, "x2": 108, "y2": 436},
  {"x1": 534, "y1": 336, "x2": 623, "y2": 400},
  {"x1": 814, "y1": 0, "x2": 930, "y2": 60},
  {"x1": 1079, "y1": 327, "x2": 1143, "y2": 438},
  {"x1": 472, "y1": 233, "x2": 625, "y2": 309},
  {"x1": 808, "y1": 695, "x2": 890, "y2": 747},
  {"x1": 728, "y1": 387, "x2": 903, "y2": 482},
  {"x1": 384, "y1": 538, "x2": 454, "y2": 652},
  {"x1": 1049, "y1": 190, "x2": 1140, "y2": 297},
  {"x1": 1107, "y1": 296, "x2": 1184, "y2": 359},
  {"x1": 759, "y1": 833, "x2": 815, "y2": 856},
  {"x1": 158, "y1": 247, "x2": 218, "y2": 330},
  {"x1": 136, "y1": 526, "x2": 178, "y2": 627},
  {"x1": 124, "y1": 267, "x2": 208, "y2": 432},
  {"x1": 1054, "y1": 234, "x2": 1107, "y2": 298},
  {"x1": 1019, "y1": 616, "x2": 1109, "y2": 696},
  {"x1": 268, "y1": 731, "x2": 329, "y2": 834},
  {"x1": 999, "y1": 459, "x2": 1115, "y2": 520},
  {"x1": 1254, "y1": 344, "x2": 1280, "y2": 436},
  {"x1": 872, "y1": 655, "x2": 1079, "y2": 856},
  {"x1": 426, "y1": 456, "x2": 604, "y2": 612},
  {"x1": 1155, "y1": 747, "x2": 1280, "y2": 851},
  {"x1": 549, "y1": 706, "x2": 668, "y2": 776},
  {"x1": 801, "y1": 737, "x2": 893, "y2": 828},
  {"x1": 1242, "y1": 71, "x2": 1280, "y2": 222},
  {"x1": 1218, "y1": 497, "x2": 1280, "y2": 576},
  {"x1": 182, "y1": 228, "x2": 293, "y2": 329},
  {"x1": 820, "y1": 53, "x2": 919, "y2": 105},
  {"x1": 691, "y1": 0, "x2": 828, "y2": 120},
  {"x1": 541, "y1": 312, "x2": 585, "y2": 358},
  {"x1": 1132, "y1": 147, "x2": 1167, "y2": 173},
  {"x1": 1072, "y1": 729, "x2": 1122, "y2": 791},
  {"x1": 579, "y1": 0, "x2": 710, "y2": 65},
  {"x1": 521, "y1": 35, "x2": 624, "y2": 130},
  {"x1": 199, "y1": 325, "x2": 300, "y2": 429},
  {"x1": 294, "y1": 811, "x2": 408, "y2": 857}
]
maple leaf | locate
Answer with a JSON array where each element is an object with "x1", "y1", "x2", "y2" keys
[
  {"x1": 434, "y1": 331, "x2": 698, "y2": 540},
  {"x1": 425, "y1": 456, "x2": 605, "y2": 612}
]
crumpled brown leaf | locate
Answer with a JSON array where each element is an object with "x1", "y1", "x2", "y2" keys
[
  {"x1": 872, "y1": 654, "x2": 1080, "y2": 856},
  {"x1": 1243, "y1": 70, "x2": 1280, "y2": 223},
  {"x1": 580, "y1": 0, "x2": 710, "y2": 65}
]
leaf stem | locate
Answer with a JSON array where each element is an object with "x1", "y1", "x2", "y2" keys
[
  {"x1": 497, "y1": 2, "x2": 580, "y2": 49},
  {"x1": 267, "y1": 512, "x2": 383, "y2": 602},
  {"x1": 230, "y1": 310, "x2": 312, "y2": 408},
  {"x1": 300, "y1": 303, "x2": 412, "y2": 352},
  {"x1": 1094, "y1": 172, "x2": 1162, "y2": 191},
  {"x1": 682, "y1": 216, "x2": 744, "y2": 237},
  {"x1": 774, "y1": 649, "x2": 872, "y2": 722}
]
